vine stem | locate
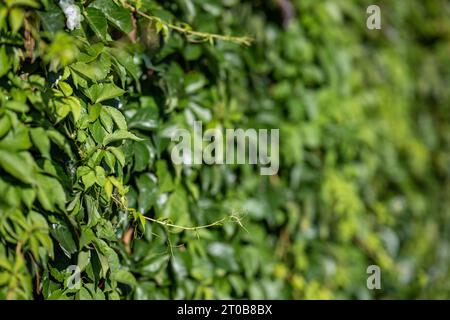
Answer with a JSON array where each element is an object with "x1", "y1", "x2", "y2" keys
[
  {"x1": 142, "y1": 215, "x2": 227, "y2": 231},
  {"x1": 127, "y1": 207, "x2": 244, "y2": 231},
  {"x1": 112, "y1": 195, "x2": 245, "y2": 232},
  {"x1": 123, "y1": 2, "x2": 253, "y2": 46}
]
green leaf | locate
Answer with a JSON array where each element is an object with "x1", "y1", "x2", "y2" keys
[
  {"x1": 99, "y1": 108, "x2": 114, "y2": 133},
  {"x1": 0, "y1": 150, "x2": 36, "y2": 184},
  {"x1": 156, "y1": 160, "x2": 174, "y2": 193},
  {"x1": 112, "y1": 269, "x2": 137, "y2": 287},
  {"x1": 37, "y1": 2, "x2": 65, "y2": 35},
  {"x1": 83, "y1": 83, "x2": 125, "y2": 104},
  {"x1": 85, "y1": 7, "x2": 108, "y2": 42},
  {"x1": 162, "y1": 186, "x2": 190, "y2": 226},
  {"x1": 6, "y1": 0, "x2": 40, "y2": 8},
  {"x1": 108, "y1": 291, "x2": 120, "y2": 300},
  {"x1": 139, "y1": 254, "x2": 170, "y2": 277},
  {"x1": 136, "y1": 173, "x2": 157, "y2": 214},
  {"x1": 84, "y1": 195, "x2": 101, "y2": 227},
  {"x1": 89, "y1": 119, "x2": 108, "y2": 145},
  {"x1": 70, "y1": 54, "x2": 111, "y2": 82},
  {"x1": 103, "y1": 129, "x2": 143, "y2": 145},
  {"x1": 103, "y1": 151, "x2": 116, "y2": 172},
  {"x1": 108, "y1": 146, "x2": 125, "y2": 167},
  {"x1": 80, "y1": 227, "x2": 96, "y2": 248},
  {"x1": 95, "y1": 238, "x2": 120, "y2": 273},
  {"x1": 104, "y1": 177, "x2": 113, "y2": 199},
  {"x1": 78, "y1": 287, "x2": 93, "y2": 300},
  {"x1": 79, "y1": 43, "x2": 105, "y2": 63},
  {"x1": 30, "y1": 128, "x2": 50, "y2": 158},
  {"x1": 88, "y1": 103, "x2": 103, "y2": 122},
  {"x1": 9, "y1": 8, "x2": 24, "y2": 33},
  {"x1": 106, "y1": 47, "x2": 139, "y2": 82},
  {"x1": 0, "y1": 115, "x2": 12, "y2": 139},
  {"x1": 47, "y1": 129, "x2": 74, "y2": 158},
  {"x1": 4, "y1": 100, "x2": 29, "y2": 112},
  {"x1": 133, "y1": 141, "x2": 151, "y2": 171},
  {"x1": 105, "y1": 106, "x2": 127, "y2": 130},
  {"x1": 0, "y1": 45, "x2": 12, "y2": 78},
  {"x1": 36, "y1": 174, "x2": 66, "y2": 211},
  {"x1": 77, "y1": 251, "x2": 91, "y2": 272},
  {"x1": 89, "y1": 0, "x2": 133, "y2": 33},
  {"x1": 0, "y1": 127, "x2": 32, "y2": 151},
  {"x1": 50, "y1": 221, "x2": 77, "y2": 257},
  {"x1": 95, "y1": 166, "x2": 106, "y2": 186},
  {"x1": 58, "y1": 81, "x2": 73, "y2": 96},
  {"x1": 207, "y1": 243, "x2": 239, "y2": 272},
  {"x1": 127, "y1": 105, "x2": 159, "y2": 131},
  {"x1": 81, "y1": 170, "x2": 96, "y2": 190}
]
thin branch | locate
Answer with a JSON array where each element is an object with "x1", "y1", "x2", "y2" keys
[
  {"x1": 123, "y1": 2, "x2": 253, "y2": 46},
  {"x1": 112, "y1": 195, "x2": 245, "y2": 233},
  {"x1": 142, "y1": 215, "x2": 228, "y2": 231}
]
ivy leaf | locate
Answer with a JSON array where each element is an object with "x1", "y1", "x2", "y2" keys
[
  {"x1": 0, "y1": 150, "x2": 36, "y2": 184},
  {"x1": 88, "y1": 103, "x2": 103, "y2": 122},
  {"x1": 30, "y1": 128, "x2": 51, "y2": 158},
  {"x1": 80, "y1": 227, "x2": 96, "y2": 248},
  {"x1": 161, "y1": 187, "x2": 190, "y2": 227},
  {"x1": 84, "y1": 7, "x2": 108, "y2": 42},
  {"x1": 85, "y1": 195, "x2": 101, "y2": 227},
  {"x1": 0, "y1": 46, "x2": 11, "y2": 78},
  {"x1": 156, "y1": 160, "x2": 174, "y2": 193},
  {"x1": 108, "y1": 146, "x2": 125, "y2": 167},
  {"x1": 106, "y1": 47, "x2": 139, "y2": 83},
  {"x1": 5, "y1": 0, "x2": 40, "y2": 9},
  {"x1": 58, "y1": 81, "x2": 73, "y2": 97},
  {"x1": 0, "y1": 115, "x2": 12, "y2": 139},
  {"x1": 66, "y1": 97, "x2": 82, "y2": 122},
  {"x1": 83, "y1": 83, "x2": 125, "y2": 104},
  {"x1": 47, "y1": 129, "x2": 74, "y2": 158},
  {"x1": 105, "y1": 106, "x2": 127, "y2": 130},
  {"x1": 90, "y1": 119, "x2": 108, "y2": 144},
  {"x1": 103, "y1": 130, "x2": 143, "y2": 145},
  {"x1": 207, "y1": 243, "x2": 239, "y2": 272},
  {"x1": 95, "y1": 166, "x2": 106, "y2": 186},
  {"x1": 89, "y1": 0, "x2": 133, "y2": 34},
  {"x1": 95, "y1": 238, "x2": 120, "y2": 273},
  {"x1": 104, "y1": 178, "x2": 113, "y2": 199},
  {"x1": 112, "y1": 269, "x2": 137, "y2": 287},
  {"x1": 79, "y1": 43, "x2": 105, "y2": 63},
  {"x1": 37, "y1": 2, "x2": 65, "y2": 36},
  {"x1": 36, "y1": 174, "x2": 66, "y2": 211},
  {"x1": 50, "y1": 222, "x2": 77, "y2": 258},
  {"x1": 136, "y1": 173, "x2": 157, "y2": 214},
  {"x1": 9, "y1": 8, "x2": 25, "y2": 33},
  {"x1": 100, "y1": 109, "x2": 114, "y2": 133},
  {"x1": 70, "y1": 56, "x2": 111, "y2": 83},
  {"x1": 77, "y1": 251, "x2": 91, "y2": 272},
  {"x1": 127, "y1": 106, "x2": 159, "y2": 131},
  {"x1": 81, "y1": 170, "x2": 96, "y2": 190},
  {"x1": 133, "y1": 141, "x2": 151, "y2": 172},
  {"x1": 78, "y1": 287, "x2": 93, "y2": 300},
  {"x1": 0, "y1": 127, "x2": 32, "y2": 151}
]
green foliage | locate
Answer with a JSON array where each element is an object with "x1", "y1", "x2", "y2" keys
[{"x1": 0, "y1": 0, "x2": 449, "y2": 300}]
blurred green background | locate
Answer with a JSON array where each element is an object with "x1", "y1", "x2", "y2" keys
[{"x1": 123, "y1": 0, "x2": 450, "y2": 299}]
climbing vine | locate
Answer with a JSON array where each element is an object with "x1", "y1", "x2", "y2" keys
[{"x1": 0, "y1": 0, "x2": 248, "y2": 299}]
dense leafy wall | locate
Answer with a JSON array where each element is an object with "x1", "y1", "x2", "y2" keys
[{"x1": 0, "y1": 0, "x2": 449, "y2": 299}]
